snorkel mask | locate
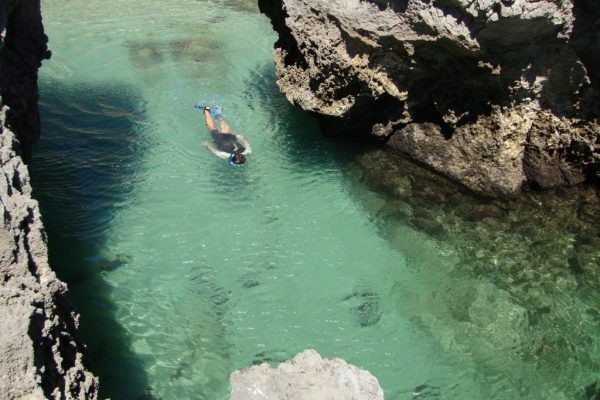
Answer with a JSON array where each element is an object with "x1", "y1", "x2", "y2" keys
[{"x1": 228, "y1": 152, "x2": 246, "y2": 166}]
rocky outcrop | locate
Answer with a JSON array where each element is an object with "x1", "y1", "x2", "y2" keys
[
  {"x1": 259, "y1": 0, "x2": 600, "y2": 197},
  {"x1": 230, "y1": 349, "x2": 384, "y2": 400},
  {"x1": 0, "y1": 1, "x2": 98, "y2": 399}
]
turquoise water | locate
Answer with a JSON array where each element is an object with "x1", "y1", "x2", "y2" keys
[{"x1": 30, "y1": 1, "x2": 600, "y2": 399}]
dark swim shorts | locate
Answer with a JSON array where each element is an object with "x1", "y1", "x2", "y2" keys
[{"x1": 211, "y1": 130, "x2": 246, "y2": 154}]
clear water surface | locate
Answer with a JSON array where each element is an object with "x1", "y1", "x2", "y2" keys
[{"x1": 31, "y1": 1, "x2": 600, "y2": 399}]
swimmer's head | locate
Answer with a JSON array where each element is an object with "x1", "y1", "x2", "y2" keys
[{"x1": 231, "y1": 152, "x2": 246, "y2": 165}]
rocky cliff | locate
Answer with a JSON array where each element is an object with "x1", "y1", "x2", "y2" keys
[
  {"x1": 258, "y1": 0, "x2": 600, "y2": 197},
  {"x1": 0, "y1": 0, "x2": 98, "y2": 398}
]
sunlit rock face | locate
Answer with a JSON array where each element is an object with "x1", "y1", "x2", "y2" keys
[{"x1": 259, "y1": 0, "x2": 600, "y2": 197}]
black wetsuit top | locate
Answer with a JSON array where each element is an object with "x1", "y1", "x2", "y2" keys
[{"x1": 211, "y1": 130, "x2": 246, "y2": 154}]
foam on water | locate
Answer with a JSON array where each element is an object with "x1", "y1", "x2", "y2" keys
[{"x1": 31, "y1": 1, "x2": 600, "y2": 399}]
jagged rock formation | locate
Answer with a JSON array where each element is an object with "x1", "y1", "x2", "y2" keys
[
  {"x1": 258, "y1": 0, "x2": 600, "y2": 197},
  {"x1": 0, "y1": 1, "x2": 98, "y2": 398},
  {"x1": 230, "y1": 349, "x2": 384, "y2": 400}
]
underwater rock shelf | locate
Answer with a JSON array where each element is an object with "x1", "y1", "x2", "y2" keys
[{"x1": 347, "y1": 148, "x2": 600, "y2": 398}]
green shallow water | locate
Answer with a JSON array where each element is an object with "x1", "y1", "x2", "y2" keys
[{"x1": 30, "y1": 1, "x2": 600, "y2": 399}]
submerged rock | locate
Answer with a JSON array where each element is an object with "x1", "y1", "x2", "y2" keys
[
  {"x1": 349, "y1": 147, "x2": 600, "y2": 397},
  {"x1": 411, "y1": 383, "x2": 441, "y2": 399},
  {"x1": 98, "y1": 253, "x2": 133, "y2": 272},
  {"x1": 343, "y1": 289, "x2": 383, "y2": 327},
  {"x1": 259, "y1": 0, "x2": 600, "y2": 197},
  {"x1": 230, "y1": 349, "x2": 384, "y2": 400}
]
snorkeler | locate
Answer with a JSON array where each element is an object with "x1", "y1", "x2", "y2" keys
[{"x1": 201, "y1": 106, "x2": 251, "y2": 165}]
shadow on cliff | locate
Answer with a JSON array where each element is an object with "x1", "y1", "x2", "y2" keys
[{"x1": 30, "y1": 80, "x2": 156, "y2": 400}]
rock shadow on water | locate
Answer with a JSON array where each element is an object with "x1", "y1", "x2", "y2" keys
[
  {"x1": 30, "y1": 79, "x2": 152, "y2": 400},
  {"x1": 244, "y1": 63, "x2": 370, "y2": 170}
]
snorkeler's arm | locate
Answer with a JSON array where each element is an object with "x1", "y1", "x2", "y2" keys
[
  {"x1": 237, "y1": 135, "x2": 252, "y2": 155},
  {"x1": 203, "y1": 141, "x2": 230, "y2": 160}
]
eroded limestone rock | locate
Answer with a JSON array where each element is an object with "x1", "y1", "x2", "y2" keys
[
  {"x1": 0, "y1": 107, "x2": 98, "y2": 400},
  {"x1": 230, "y1": 349, "x2": 384, "y2": 400},
  {"x1": 0, "y1": 1, "x2": 98, "y2": 398},
  {"x1": 259, "y1": 0, "x2": 600, "y2": 197}
]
